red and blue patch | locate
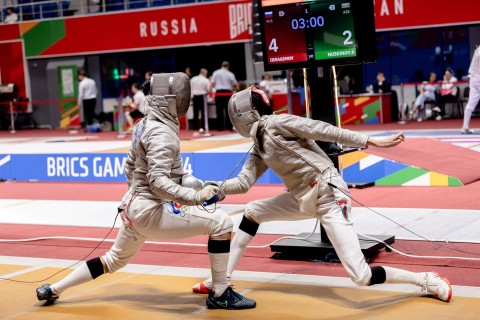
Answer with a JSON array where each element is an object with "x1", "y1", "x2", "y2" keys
[{"x1": 337, "y1": 199, "x2": 349, "y2": 221}]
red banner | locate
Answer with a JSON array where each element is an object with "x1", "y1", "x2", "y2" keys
[
  {"x1": 0, "y1": 41, "x2": 27, "y2": 100},
  {"x1": 0, "y1": 0, "x2": 478, "y2": 58},
  {"x1": 374, "y1": 0, "x2": 480, "y2": 31},
  {"x1": 0, "y1": 24, "x2": 20, "y2": 41},
  {"x1": 40, "y1": 1, "x2": 252, "y2": 57}
]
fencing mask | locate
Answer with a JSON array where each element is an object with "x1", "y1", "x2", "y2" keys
[
  {"x1": 150, "y1": 72, "x2": 191, "y2": 118},
  {"x1": 228, "y1": 86, "x2": 271, "y2": 138}
]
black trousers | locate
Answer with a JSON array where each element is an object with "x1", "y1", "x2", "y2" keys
[
  {"x1": 83, "y1": 98, "x2": 97, "y2": 126},
  {"x1": 215, "y1": 90, "x2": 233, "y2": 131},
  {"x1": 438, "y1": 93, "x2": 456, "y2": 116},
  {"x1": 192, "y1": 94, "x2": 207, "y2": 130}
]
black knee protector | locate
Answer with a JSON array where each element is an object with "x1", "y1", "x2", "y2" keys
[
  {"x1": 369, "y1": 266, "x2": 386, "y2": 286},
  {"x1": 239, "y1": 215, "x2": 259, "y2": 236},
  {"x1": 208, "y1": 239, "x2": 231, "y2": 254},
  {"x1": 86, "y1": 257, "x2": 105, "y2": 279}
]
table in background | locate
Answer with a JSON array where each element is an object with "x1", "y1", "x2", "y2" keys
[{"x1": 338, "y1": 93, "x2": 391, "y2": 125}]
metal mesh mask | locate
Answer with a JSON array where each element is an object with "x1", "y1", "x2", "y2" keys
[
  {"x1": 150, "y1": 72, "x2": 191, "y2": 118},
  {"x1": 228, "y1": 86, "x2": 270, "y2": 138}
]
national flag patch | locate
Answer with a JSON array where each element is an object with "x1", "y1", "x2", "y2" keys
[
  {"x1": 265, "y1": 11, "x2": 273, "y2": 19},
  {"x1": 341, "y1": 3, "x2": 350, "y2": 8},
  {"x1": 337, "y1": 199, "x2": 349, "y2": 221}
]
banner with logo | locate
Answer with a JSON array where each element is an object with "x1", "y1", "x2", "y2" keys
[
  {"x1": 0, "y1": 40, "x2": 28, "y2": 100},
  {"x1": 0, "y1": 0, "x2": 477, "y2": 58},
  {"x1": 18, "y1": 1, "x2": 253, "y2": 58},
  {"x1": 0, "y1": 152, "x2": 282, "y2": 184},
  {"x1": 374, "y1": 0, "x2": 480, "y2": 31}
]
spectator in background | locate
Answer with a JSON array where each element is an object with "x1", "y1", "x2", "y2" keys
[
  {"x1": 259, "y1": 72, "x2": 273, "y2": 93},
  {"x1": 408, "y1": 72, "x2": 439, "y2": 122},
  {"x1": 77, "y1": 70, "x2": 98, "y2": 130},
  {"x1": 338, "y1": 74, "x2": 358, "y2": 95},
  {"x1": 438, "y1": 68, "x2": 458, "y2": 119},
  {"x1": 210, "y1": 61, "x2": 238, "y2": 131},
  {"x1": 372, "y1": 71, "x2": 391, "y2": 93},
  {"x1": 125, "y1": 83, "x2": 146, "y2": 131},
  {"x1": 185, "y1": 67, "x2": 193, "y2": 79},
  {"x1": 141, "y1": 71, "x2": 153, "y2": 95},
  {"x1": 237, "y1": 82, "x2": 249, "y2": 92},
  {"x1": 461, "y1": 45, "x2": 480, "y2": 134},
  {"x1": 372, "y1": 71, "x2": 400, "y2": 121},
  {"x1": 190, "y1": 68, "x2": 210, "y2": 133},
  {"x1": 4, "y1": 7, "x2": 18, "y2": 23}
]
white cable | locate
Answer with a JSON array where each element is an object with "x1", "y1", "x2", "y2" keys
[
  {"x1": 246, "y1": 219, "x2": 321, "y2": 249},
  {"x1": 2, "y1": 225, "x2": 480, "y2": 261},
  {"x1": 357, "y1": 232, "x2": 480, "y2": 261},
  {"x1": 0, "y1": 220, "x2": 322, "y2": 249},
  {"x1": 0, "y1": 237, "x2": 205, "y2": 247}
]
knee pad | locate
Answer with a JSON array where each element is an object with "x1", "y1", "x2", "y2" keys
[
  {"x1": 86, "y1": 257, "x2": 105, "y2": 279},
  {"x1": 238, "y1": 215, "x2": 259, "y2": 236}
]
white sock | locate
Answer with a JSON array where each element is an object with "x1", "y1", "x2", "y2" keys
[
  {"x1": 202, "y1": 230, "x2": 254, "y2": 290},
  {"x1": 51, "y1": 263, "x2": 94, "y2": 295},
  {"x1": 209, "y1": 252, "x2": 229, "y2": 297},
  {"x1": 383, "y1": 266, "x2": 424, "y2": 286},
  {"x1": 463, "y1": 108, "x2": 473, "y2": 129},
  {"x1": 227, "y1": 229, "x2": 254, "y2": 276}
]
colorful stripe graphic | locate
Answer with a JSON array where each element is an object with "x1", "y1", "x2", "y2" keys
[
  {"x1": 21, "y1": 19, "x2": 66, "y2": 57},
  {"x1": 342, "y1": 151, "x2": 463, "y2": 186}
]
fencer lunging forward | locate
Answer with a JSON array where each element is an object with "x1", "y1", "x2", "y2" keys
[
  {"x1": 36, "y1": 73, "x2": 256, "y2": 310},
  {"x1": 192, "y1": 86, "x2": 452, "y2": 302}
]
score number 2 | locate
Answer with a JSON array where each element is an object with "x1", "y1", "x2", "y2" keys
[
  {"x1": 269, "y1": 30, "x2": 353, "y2": 53},
  {"x1": 343, "y1": 30, "x2": 353, "y2": 45}
]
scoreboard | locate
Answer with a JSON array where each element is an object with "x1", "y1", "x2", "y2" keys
[{"x1": 258, "y1": 0, "x2": 376, "y2": 71}]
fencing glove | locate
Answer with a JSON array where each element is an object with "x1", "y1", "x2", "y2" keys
[{"x1": 194, "y1": 185, "x2": 219, "y2": 205}]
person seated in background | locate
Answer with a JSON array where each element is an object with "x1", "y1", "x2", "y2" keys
[
  {"x1": 125, "y1": 83, "x2": 146, "y2": 131},
  {"x1": 338, "y1": 74, "x2": 357, "y2": 94},
  {"x1": 408, "y1": 72, "x2": 440, "y2": 122},
  {"x1": 437, "y1": 68, "x2": 458, "y2": 119},
  {"x1": 372, "y1": 71, "x2": 392, "y2": 93},
  {"x1": 372, "y1": 71, "x2": 400, "y2": 122},
  {"x1": 4, "y1": 7, "x2": 18, "y2": 23}
]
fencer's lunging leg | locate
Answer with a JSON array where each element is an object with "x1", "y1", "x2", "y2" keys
[{"x1": 50, "y1": 257, "x2": 107, "y2": 296}]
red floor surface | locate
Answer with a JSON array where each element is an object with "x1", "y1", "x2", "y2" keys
[
  {"x1": 1, "y1": 223, "x2": 479, "y2": 287},
  {"x1": 2, "y1": 180, "x2": 480, "y2": 210}
]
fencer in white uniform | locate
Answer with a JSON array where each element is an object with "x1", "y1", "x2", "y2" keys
[
  {"x1": 36, "y1": 73, "x2": 256, "y2": 310},
  {"x1": 462, "y1": 46, "x2": 480, "y2": 134},
  {"x1": 192, "y1": 86, "x2": 452, "y2": 302}
]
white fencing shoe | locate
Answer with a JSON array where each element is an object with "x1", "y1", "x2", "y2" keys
[{"x1": 421, "y1": 272, "x2": 452, "y2": 302}]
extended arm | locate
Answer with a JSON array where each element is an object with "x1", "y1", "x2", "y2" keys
[
  {"x1": 218, "y1": 148, "x2": 268, "y2": 195},
  {"x1": 367, "y1": 132, "x2": 405, "y2": 148}
]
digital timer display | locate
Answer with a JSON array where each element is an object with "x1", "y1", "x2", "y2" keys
[{"x1": 258, "y1": 0, "x2": 376, "y2": 71}]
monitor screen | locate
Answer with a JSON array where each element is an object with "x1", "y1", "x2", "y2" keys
[{"x1": 257, "y1": 0, "x2": 376, "y2": 71}]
